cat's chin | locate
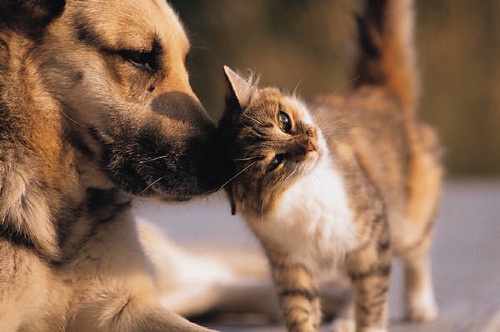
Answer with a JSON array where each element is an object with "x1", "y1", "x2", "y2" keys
[{"x1": 297, "y1": 150, "x2": 323, "y2": 177}]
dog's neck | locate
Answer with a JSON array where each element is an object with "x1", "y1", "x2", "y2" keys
[
  {"x1": 0, "y1": 151, "x2": 131, "y2": 265},
  {"x1": 0, "y1": 143, "x2": 131, "y2": 265},
  {"x1": 0, "y1": 54, "x2": 129, "y2": 264}
]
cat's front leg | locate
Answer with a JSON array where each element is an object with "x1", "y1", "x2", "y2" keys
[
  {"x1": 330, "y1": 294, "x2": 355, "y2": 332},
  {"x1": 269, "y1": 256, "x2": 322, "y2": 332},
  {"x1": 344, "y1": 226, "x2": 391, "y2": 332}
]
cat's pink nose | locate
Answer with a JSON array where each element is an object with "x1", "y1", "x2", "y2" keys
[{"x1": 306, "y1": 141, "x2": 317, "y2": 153}]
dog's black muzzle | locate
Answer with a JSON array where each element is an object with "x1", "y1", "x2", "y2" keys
[{"x1": 100, "y1": 92, "x2": 229, "y2": 200}]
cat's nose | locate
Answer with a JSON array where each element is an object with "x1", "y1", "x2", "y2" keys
[{"x1": 306, "y1": 140, "x2": 317, "y2": 153}]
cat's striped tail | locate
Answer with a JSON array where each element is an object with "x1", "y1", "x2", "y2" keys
[{"x1": 353, "y1": 0, "x2": 418, "y2": 115}]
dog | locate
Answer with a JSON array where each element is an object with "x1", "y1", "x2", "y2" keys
[{"x1": 0, "y1": 0, "x2": 226, "y2": 330}]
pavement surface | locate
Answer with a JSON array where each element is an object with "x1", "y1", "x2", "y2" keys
[{"x1": 134, "y1": 179, "x2": 500, "y2": 332}]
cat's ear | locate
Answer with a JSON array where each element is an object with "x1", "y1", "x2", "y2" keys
[{"x1": 224, "y1": 66, "x2": 254, "y2": 111}]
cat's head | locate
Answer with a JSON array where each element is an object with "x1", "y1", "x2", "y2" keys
[{"x1": 219, "y1": 66, "x2": 323, "y2": 217}]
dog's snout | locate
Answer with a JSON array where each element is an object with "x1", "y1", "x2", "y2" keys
[
  {"x1": 146, "y1": 92, "x2": 227, "y2": 196},
  {"x1": 151, "y1": 92, "x2": 215, "y2": 132}
]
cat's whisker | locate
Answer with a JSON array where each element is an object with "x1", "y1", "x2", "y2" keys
[
  {"x1": 283, "y1": 167, "x2": 297, "y2": 183},
  {"x1": 217, "y1": 161, "x2": 256, "y2": 191},
  {"x1": 318, "y1": 112, "x2": 377, "y2": 137},
  {"x1": 317, "y1": 76, "x2": 362, "y2": 110},
  {"x1": 242, "y1": 113, "x2": 266, "y2": 126},
  {"x1": 292, "y1": 73, "x2": 309, "y2": 97},
  {"x1": 233, "y1": 156, "x2": 260, "y2": 162},
  {"x1": 259, "y1": 199, "x2": 266, "y2": 220},
  {"x1": 331, "y1": 75, "x2": 360, "y2": 95},
  {"x1": 138, "y1": 176, "x2": 165, "y2": 196},
  {"x1": 139, "y1": 155, "x2": 169, "y2": 164}
]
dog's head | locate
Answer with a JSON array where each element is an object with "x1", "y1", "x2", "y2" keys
[{"x1": 0, "y1": 0, "x2": 225, "y2": 200}]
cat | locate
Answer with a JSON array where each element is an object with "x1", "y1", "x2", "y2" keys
[{"x1": 217, "y1": 0, "x2": 442, "y2": 331}]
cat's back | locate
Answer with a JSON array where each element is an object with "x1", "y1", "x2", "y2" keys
[
  {"x1": 309, "y1": 87, "x2": 410, "y2": 223},
  {"x1": 310, "y1": 87, "x2": 407, "y2": 151}
]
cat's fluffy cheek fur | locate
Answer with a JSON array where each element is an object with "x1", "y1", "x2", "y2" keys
[
  {"x1": 286, "y1": 96, "x2": 329, "y2": 157},
  {"x1": 247, "y1": 157, "x2": 356, "y2": 270},
  {"x1": 285, "y1": 96, "x2": 314, "y2": 123}
]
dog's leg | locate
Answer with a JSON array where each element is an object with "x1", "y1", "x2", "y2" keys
[
  {"x1": 67, "y1": 265, "x2": 216, "y2": 332},
  {"x1": 72, "y1": 289, "x2": 215, "y2": 331},
  {"x1": 69, "y1": 289, "x2": 215, "y2": 331},
  {"x1": 66, "y1": 214, "x2": 216, "y2": 332}
]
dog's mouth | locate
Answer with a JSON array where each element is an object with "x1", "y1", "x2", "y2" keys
[
  {"x1": 91, "y1": 122, "x2": 226, "y2": 201},
  {"x1": 83, "y1": 92, "x2": 228, "y2": 201}
]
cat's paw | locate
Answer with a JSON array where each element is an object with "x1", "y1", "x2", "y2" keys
[
  {"x1": 405, "y1": 292, "x2": 438, "y2": 322},
  {"x1": 405, "y1": 300, "x2": 438, "y2": 322},
  {"x1": 330, "y1": 318, "x2": 355, "y2": 332},
  {"x1": 330, "y1": 320, "x2": 389, "y2": 332}
]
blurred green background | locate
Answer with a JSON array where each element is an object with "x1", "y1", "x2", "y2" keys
[{"x1": 169, "y1": 0, "x2": 500, "y2": 177}]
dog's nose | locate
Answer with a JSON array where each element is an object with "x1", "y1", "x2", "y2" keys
[
  {"x1": 150, "y1": 92, "x2": 227, "y2": 194},
  {"x1": 151, "y1": 92, "x2": 215, "y2": 132}
]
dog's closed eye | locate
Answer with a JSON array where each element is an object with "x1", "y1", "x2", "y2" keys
[{"x1": 117, "y1": 49, "x2": 157, "y2": 73}]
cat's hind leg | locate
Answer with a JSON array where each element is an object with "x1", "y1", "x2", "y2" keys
[
  {"x1": 395, "y1": 205, "x2": 438, "y2": 323},
  {"x1": 392, "y1": 213, "x2": 438, "y2": 322},
  {"x1": 398, "y1": 141, "x2": 441, "y2": 322},
  {"x1": 402, "y1": 251, "x2": 438, "y2": 322}
]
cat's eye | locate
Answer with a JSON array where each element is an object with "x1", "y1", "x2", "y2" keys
[
  {"x1": 278, "y1": 111, "x2": 292, "y2": 133},
  {"x1": 267, "y1": 153, "x2": 286, "y2": 172}
]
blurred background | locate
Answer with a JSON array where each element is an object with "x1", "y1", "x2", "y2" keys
[
  {"x1": 169, "y1": 0, "x2": 500, "y2": 177},
  {"x1": 135, "y1": 2, "x2": 500, "y2": 330}
]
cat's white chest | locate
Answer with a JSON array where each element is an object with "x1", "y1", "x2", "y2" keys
[{"x1": 249, "y1": 159, "x2": 355, "y2": 270}]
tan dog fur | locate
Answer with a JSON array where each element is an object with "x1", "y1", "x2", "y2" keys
[{"x1": 0, "y1": 0, "x2": 224, "y2": 330}]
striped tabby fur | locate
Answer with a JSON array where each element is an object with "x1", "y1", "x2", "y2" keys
[{"x1": 218, "y1": 0, "x2": 442, "y2": 331}]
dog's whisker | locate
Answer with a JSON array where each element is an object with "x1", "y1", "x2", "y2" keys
[{"x1": 60, "y1": 109, "x2": 87, "y2": 128}]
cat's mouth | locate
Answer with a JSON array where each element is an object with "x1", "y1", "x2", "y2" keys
[{"x1": 295, "y1": 146, "x2": 323, "y2": 177}]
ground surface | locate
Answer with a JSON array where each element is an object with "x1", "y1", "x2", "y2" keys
[{"x1": 134, "y1": 180, "x2": 500, "y2": 332}]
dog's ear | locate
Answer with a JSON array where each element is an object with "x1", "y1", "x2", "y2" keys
[
  {"x1": 223, "y1": 65, "x2": 254, "y2": 112},
  {"x1": 0, "y1": 0, "x2": 66, "y2": 32}
]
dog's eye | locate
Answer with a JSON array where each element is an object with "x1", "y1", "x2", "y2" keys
[
  {"x1": 118, "y1": 50, "x2": 156, "y2": 73},
  {"x1": 267, "y1": 153, "x2": 286, "y2": 172},
  {"x1": 278, "y1": 111, "x2": 291, "y2": 133}
]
